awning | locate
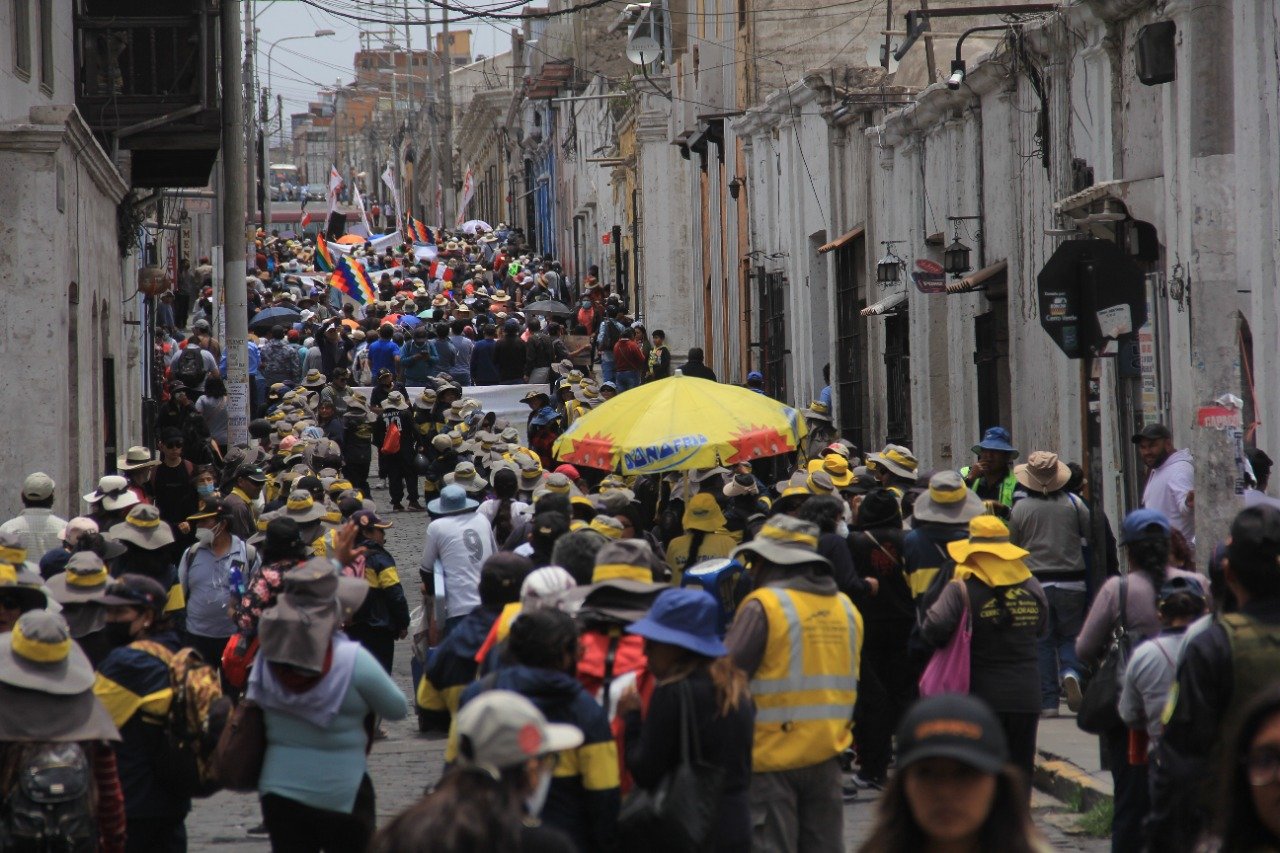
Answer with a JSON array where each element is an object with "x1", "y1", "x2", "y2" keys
[
  {"x1": 946, "y1": 259, "x2": 1008, "y2": 294},
  {"x1": 1054, "y1": 177, "x2": 1165, "y2": 228},
  {"x1": 861, "y1": 290, "x2": 907, "y2": 316},
  {"x1": 818, "y1": 225, "x2": 865, "y2": 254}
]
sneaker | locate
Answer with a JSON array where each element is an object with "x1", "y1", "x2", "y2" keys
[
  {"x1": 849, "y1": 772, "x2": 884, "y2": 791},
  {"x1": 1040, "y1": 707, "x2": 1060, "y2": 719},
  {"x1": 391, "y1": 504, "x2": 404, "y2": 512},
  {"x1": 406, "y1": 503, "x2": 425, "y2": 512},
  {"x1": 247, "y1": 823, "x2": 269, "y2": 836},
  {"x1": 1062, "y1": 672, "x2": 1084, "y2": 713},
  {"x1": 841, "y1": 778, "x2": 860, "y2": 802}
]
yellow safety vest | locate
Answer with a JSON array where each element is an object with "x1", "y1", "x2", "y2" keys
[{"x1": 744, "y1": 586, "x2": 863, "y2": 773}]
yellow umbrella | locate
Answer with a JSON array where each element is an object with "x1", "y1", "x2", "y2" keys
[{"x1": 553, "y1": 375, "x2": 808, "y2": 474}]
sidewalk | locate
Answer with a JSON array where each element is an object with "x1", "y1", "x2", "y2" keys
[{"x1": 1034, "y1": 712, "x2": 1115, "y2": 810}]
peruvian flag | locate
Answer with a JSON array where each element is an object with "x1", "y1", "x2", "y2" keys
[{"x1": 300, "y1": 196, "x2": 312, "y2": 230}]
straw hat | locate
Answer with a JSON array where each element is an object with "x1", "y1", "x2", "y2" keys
[
  {"x1": 1013, "y1": 451, "x2": 1071, "y2": 495},
  {"x1": 117, "y1": 446, "x2": 160, "y2": 472}
]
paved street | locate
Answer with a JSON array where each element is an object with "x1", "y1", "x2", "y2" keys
[{"x1": 188, "y1": 476, "x2": 1109, "y2": 852}]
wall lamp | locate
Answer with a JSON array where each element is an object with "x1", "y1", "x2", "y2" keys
[
  {"x1": 947, "y1": 24, "x2": 1020, "y2": 90},
  {"x1": 876, "y1": 240, "x2": 906, "y2": 285},
  {"x1": 943, "y1": 215, "x2": 983, "y2": 277}
]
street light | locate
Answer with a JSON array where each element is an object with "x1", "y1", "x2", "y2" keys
[
  {"x1": 265, "y1": 30, "x2": 337, "y2": 146},
  {"x1": 877, "y1": 241, "x2": 905, "y2": 285}
]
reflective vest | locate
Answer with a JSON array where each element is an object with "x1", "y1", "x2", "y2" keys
[
  {"x1": 743, "y1": 586, "x2": 863, "y2": 772},
  {"x1": 960, "y1": 467, "x2": 1017, "y2": 507}
]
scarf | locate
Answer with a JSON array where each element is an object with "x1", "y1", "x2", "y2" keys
[
  {"x1": 952, "y1": 552, "x2": 1033, "y2": 588},
  {"x1": 247, "y1": 634, "x2": 360, "y2": 729}
]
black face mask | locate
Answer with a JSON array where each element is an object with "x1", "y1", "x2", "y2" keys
[{"x1": 104, "y1": 621, "x2": 136, "y2": 648}]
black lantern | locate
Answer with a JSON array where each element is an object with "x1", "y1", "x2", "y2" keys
[
  {"x1": 728, "y1": 177, "x2": 742, "y2": 200},
  {"x1": 876, "y1": 243, "x2": 904, "y2": 285},
  {"x1": 943, "y1": 236, "x2": 971, "y2": 276}
]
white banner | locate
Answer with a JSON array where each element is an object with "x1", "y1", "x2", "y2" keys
[
  {"x1": 352, "y1": 184, "x2": 373, "y2": 235},
  {"x1": 328, "y1": 231, "x2": 403, "y2": 256},
  {"x1": 380, "y1": 162, "x2": 403, "y2": 218},
  {"x1": 352, "y1": 383, "x2": 541, "y2": 444},
  {"x1": 455, "y1": 166, "x2": 475, "y2": 227}
]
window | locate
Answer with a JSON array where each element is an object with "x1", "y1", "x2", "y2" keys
[
  {"x1": 13, "y1": 0, "x2": 31, "y2": 78},
  {"x1": 38, "y1": 0, "x2": 51, "y2": 92}
]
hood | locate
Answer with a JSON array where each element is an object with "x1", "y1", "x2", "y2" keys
[
  {"x1": 449, "y1": 607, "x2": 500, "y2": 659},
  {"x1": 1161, "y1": 448, "x2": 1194, "y2": 469},
  {"x1": 490, "y1": 664, "x2": 584, "y2": 709}
]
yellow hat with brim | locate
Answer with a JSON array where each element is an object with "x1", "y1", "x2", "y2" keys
[{"x1": 946, "y1": 515, "x2": 1030, "y2": 563}]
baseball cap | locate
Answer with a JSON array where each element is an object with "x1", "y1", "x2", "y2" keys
[
  {"x1": 1158, "y1": 575, "x2": 1207, "y2": 607},
  {"x1": 896, "y1": 693, "x2": 1009, "y2": 775},
  {"x1": 97, "y1": 573, "x2": 168, "y2": 614},
  {"x1": 22, "y1": 473, "x2": 54, "y2": 501},
  {"x1": 350, "y1": 509, "x2": 392, "y2": 531},
  {"x1": 235, "y1": 464, "x2": 267, "y2": 483},
  {"x1": 747, "y1": 370, "x2": 763, "y2": 382},
  {"x1": 1131, "y1": 423, "x2": 1173, "y2": 444},
  {"x1": 455, "y1": 689, "x2": 583, "y2": 769},
  {"x1": 1119, "y1": 508, "x2": 1171, "y2": 545}
]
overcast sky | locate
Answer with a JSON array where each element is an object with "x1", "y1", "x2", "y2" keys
[{"x1": 254, "y1": 1, "x2": 512, "y2": 117}]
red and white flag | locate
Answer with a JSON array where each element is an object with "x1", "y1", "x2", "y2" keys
[
  {"x1": 435, "y1": 182, "x2": 443, "y2": 228},
  {"x1": 327, "y1": 164, "x2": 344, "y2": 213},
  {"x1": 455, "y1": 166, "x2": 475, "y2": 227}
]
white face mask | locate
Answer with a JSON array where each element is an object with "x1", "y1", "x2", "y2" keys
[
  {"x1": 835, "y1": 521, "x2": 850, "y2": 539},
  {"x1": 194, "y1": 526, "x2": 216, "y2": 546},
  {"x1": 526, "y1": 765, "x2": 553, "y2": 817}
]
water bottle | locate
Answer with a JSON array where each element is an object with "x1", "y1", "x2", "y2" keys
[{"x1": 229, "y1": 564, "x2": 244, "y2": 597}]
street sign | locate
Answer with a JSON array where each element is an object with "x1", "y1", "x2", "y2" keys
[
  {"x1": 912, "y1": 259, "x2": 946, "y2": 293},
  {"x1": 1037, "y1": 238, "x2": 1147, "y2": 359}
]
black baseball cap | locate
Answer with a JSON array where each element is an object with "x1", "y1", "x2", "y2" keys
[
  {"x1": 896, "y1": 694, "x2": 1009, "y2": 775},
  {"x1": 1228, "y1": 505, "x2": 1280, "y2": 572},
  {"x1": 98, "y1": 574, "x2": 168, "y2": 614},
  {"x1": 236, "y1": 464, "x2": 267, "y2": 483},
  {"x1": 1131, "y1": 423, "x2": 1173, "y2": 444}
]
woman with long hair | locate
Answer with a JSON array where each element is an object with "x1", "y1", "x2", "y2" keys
[
  {"x1": 617, "y1": 588, "x2": 754, "y2": 853},
  {"x1": 195, "y1": 375, "x2": 229, "y2": 453},
  {"x1": 858, "y1": 694, "x2": 1049, "y2": 853},
  {"x1": 1204, "y1": 687, "x2": 1280, "y2": 852},
  {"x1": 480, "y1": 467, "x2": 531, "y2": 547},
  {"x1": 369, "y1": 690, "x2": 579, "y2": 853},
  {"x1": 1076, "y1": 508, "x2": 1210, "y2": 852}
]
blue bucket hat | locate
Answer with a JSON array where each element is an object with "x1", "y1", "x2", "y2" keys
[
  {"x1": 1120, "y1": 508, "x2": 1171, "y2": 545},
  {"x1": 626, "y1": 588, "x2": 726, "y2": 658},
  {"x1": 428, "y1": 484, "x2": 479, "y2": 516},
  {"x1": 971, "y1": 426, "x2": 1018, "y2": 457}
]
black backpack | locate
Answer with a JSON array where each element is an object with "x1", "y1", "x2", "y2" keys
[
  {"x1": 0, "y1": 742, "x2": 96, "y2": 853},
  {"x1": 173, "y1": 348, "x2": 206, "y2": 389}
]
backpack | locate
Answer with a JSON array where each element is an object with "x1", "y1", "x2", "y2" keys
[
  {"x1": 353, "y1": 347, "x2": 372, "y2": 385},
  {"x1": 601, "y1": 320, "x2": 621, "y2": 353},
  {"x1": 259, "y1": 340, "x2": 298, "y2": 384},
  {"x1": 173, "y1": 347, "x2": 207, "y2": 389},
  {"x1": 132, "y1": 641, "x2": 232, "y2": 799},
  {"x1": 0, "y1": 742, "x2": 95, "y2": 853}
]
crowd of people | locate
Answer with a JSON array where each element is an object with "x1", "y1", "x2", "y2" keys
[{"x1": 4, "y1": 222, "x2": 1280, "y2": 853}]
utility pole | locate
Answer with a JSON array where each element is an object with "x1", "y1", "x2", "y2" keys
[
  {"x1": 1184, "y1": 1, "x2": 1240, "y2": 558},
  {"x1": 244, "y1": 0, "x2": 257, "y2": 227},
  {"x1": 222, "y1": 0, "x2": 250, "y2": 446},
  {"x1": 441, "y1": 5, "x2": 455, "y2": 227}
]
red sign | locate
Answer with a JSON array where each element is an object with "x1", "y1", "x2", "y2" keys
[
  {"x1": 1196, "y1": 405, "x2": 1242, "y2": 430},
  {"x1": 602, "y1": 232, "x2": 611, "y2": 245},
  {"x1": 166, "y1": 245, "x2": 177, "y2": 291}
]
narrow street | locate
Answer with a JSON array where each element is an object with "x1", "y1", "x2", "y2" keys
[{"x1": 186, "y1": 477, "x2": 1109, "y2": 852}]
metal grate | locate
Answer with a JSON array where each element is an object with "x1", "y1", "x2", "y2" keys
[
  {"x1": 883, "y1": 311, "x2": 912, "y2": 447},
  {"x1": 760, "y1": 270, "x2": 788, "y2": 402},
  {"x1": 833, "y1": 239, "x2": 866, "y2": 449}
]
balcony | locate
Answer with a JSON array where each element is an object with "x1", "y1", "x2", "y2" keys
[{"x1": 74, "y1": 0, "x2": 221, "y2": 187}]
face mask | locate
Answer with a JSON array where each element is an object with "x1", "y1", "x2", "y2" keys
[
  {"x1": 196, "y1": 483, "x2": 216, "y2": 498},
  {"x1": 194, "y1": 526, "x2": 216, "y2": 546},
  {"x1": 835, "y1": 521, "x2": 850, "y2": 539},
  {"x1": 104, "y1": 620, "x2": 136, "y2": 648},
  {"x1": 526, "y1": 765, "x2": 553, "y2": 817}
]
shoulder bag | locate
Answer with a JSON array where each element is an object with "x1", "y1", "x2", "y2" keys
[
  {"x1": 1077, "y1": 575, "x2": 1132, "y2": 734},
  {"x1": 211, "y1": 699, "x2": 266, "y2": 792},
  {"x1": 618, "y1": 679, "x2": 724, "y2": 852},
  {"x1": 919, "y1": 580, "x2": 972, "y2": 696}
]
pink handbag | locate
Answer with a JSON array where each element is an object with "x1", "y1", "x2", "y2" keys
[{"x1": 918, "y1": 581, "x2": 972, "y2": 697}]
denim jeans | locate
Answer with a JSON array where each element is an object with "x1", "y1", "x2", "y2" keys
[
  {"x1": 1037, "y1": 584, "x2": 1086, "y2": 709},
  {"x1": 600, "y1": 352, "x2": 616, "y2": 383},
  {"x1": 615, "y1": 369, "x2": 641, "y2": 392}
]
